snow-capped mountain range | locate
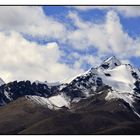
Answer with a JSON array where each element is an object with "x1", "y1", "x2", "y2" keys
[{"x1": 0, "y1": 56, "x2": 140, "y2": 116}]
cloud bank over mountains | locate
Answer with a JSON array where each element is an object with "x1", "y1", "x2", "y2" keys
[{"x1": 0, "y1": 6, "x2": 140, "y2": 82}]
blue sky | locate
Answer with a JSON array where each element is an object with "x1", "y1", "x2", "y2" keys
[
  {"x1": 42, "y1": 6, "x2": 140, "y2": 67},
  {"x1": 43, "y1": 6, "x2": 140, "y2": 38},
  {"x1": 0, "y1": 6, "x2": 140, "y2": 82}
]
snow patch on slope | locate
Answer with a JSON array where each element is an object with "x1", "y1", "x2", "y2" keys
[
  {"x1": 105, "y1": 90, "x2": 134, "y2": 107},
  {"x1": 48, "y1": 94, "x2": 70, "y2": 108},
  {"x1": 4, "y1": 91, "x2": 11, "y2": 101},
  {"x1": 26, "y1": 94, "x2": 70, "y2": 110},
  {"x1": 26, "y1": 95, "x2": 54, "y2": 109},
  {"x1": 98, "y1": 64, "x2": 136, "y2": 93}
]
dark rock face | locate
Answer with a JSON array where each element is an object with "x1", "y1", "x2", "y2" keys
[
  {"x1": 96, "y1": 77, "x2": 103, "y2": 86},
  {"x1": 132, "y1": 72, "x2": 139, "y2": 80},
  {"x1": 134, "y1": 80, "x2": 140, "y2": 93},
  {"x1": 101, "y1": 64, "x2": 109, "y2": 69},
  {"x1": 0, "y1": 81, "x2": 51, "y2": 105},
  {"x1": 60, "y1": 73, "x2": 104, "y2": 100},
  {"x1": 105, "y1": 73, "x2": 111, "y2": 76}
]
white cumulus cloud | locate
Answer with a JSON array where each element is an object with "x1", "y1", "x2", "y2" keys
[
  {"x1": 66, "y1": 10, "x2": 140, "y2": 61},
  {"x1": 0, "y1": 31, "x2": 84, "y2": 83},
  {"x1": 0, "y1": 6, "x2": 67, "y2": 40}
]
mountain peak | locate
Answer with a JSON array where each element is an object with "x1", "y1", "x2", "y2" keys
[
  {"x1": 104, "y1": 56, "x2": 119, "y2": 62},
  {"x1": 101, "y1": 56, "x2": 121, "y2": 69}
]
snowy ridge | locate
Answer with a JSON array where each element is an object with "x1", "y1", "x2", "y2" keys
[
  {"x1": 62, "y1": 69, "x2": 91, "y2": 84},
  {"x1": 60, "y1": 56, "x2": 139, "y2": 98},
  {"x1": 58, "y1": 56, "x2": 140, "y2": 111},
  {"x1": 0, "y1": 78, "x2": 5, "y2": 86}
]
